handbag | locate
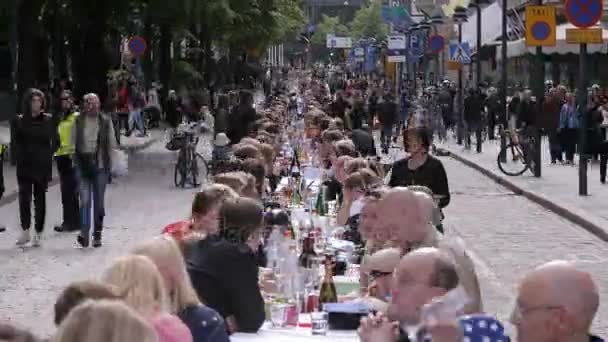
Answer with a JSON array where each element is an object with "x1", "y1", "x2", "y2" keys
[{"x1": 110, "y1": 149, "x2": 128, "y2": 177}]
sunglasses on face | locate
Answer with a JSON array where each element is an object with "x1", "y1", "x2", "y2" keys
[{"x1": 369, "y1": 270, "x2": 393, "y2": 279}]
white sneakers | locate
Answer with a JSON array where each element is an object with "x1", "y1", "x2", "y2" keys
[
  {"x1": 16, "y1": 230, "x2": 31, "y2": 246},
  {"x1": 31, "y1": 232, "x2": 41, "y2": 247},
  {"x1": 15, "y1": 230, "x2": 42, "y2": 247}
]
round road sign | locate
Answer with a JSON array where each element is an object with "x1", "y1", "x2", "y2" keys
[
  {"x1": 128, "y1": 36, "x2": 147, "y2": 57},
  {"x1": 565, "y1": 0, "x2": 602, "y2": 28},
  {"x1": 531, "y1": 21, "x2": 551, "y2": 40},
  {"x1": 428, "y1": 35, "x2": 445, "y2": 53}
]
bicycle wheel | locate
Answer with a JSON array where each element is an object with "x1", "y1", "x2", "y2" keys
[
  {"x1": 174, "y1": 161, "x2": 186, "y2": 188},
  {"x1": 195, "y1": 153, "x2": 210, "y2": 183},
  {"x1": 497, "y1": 143, "x2": 529, "y2": 176},
  {"x1": 190, "y1": 150, "x2": 200, "y2": 187}
]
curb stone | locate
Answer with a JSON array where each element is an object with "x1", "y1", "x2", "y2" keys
[
  {"x1": 437, "y1": 147, "x2": 608, "y2": 243},
  {"x1": 0, "y1": 135, "x2": 161, "y2": 208}
]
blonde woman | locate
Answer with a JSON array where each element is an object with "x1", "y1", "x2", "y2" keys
[
  {"x1": 53, "y1": 300, "x2": 158, "y2": 342},
  {"x1": 133, "y1": 236, "x2": 230, "y2": 342},
  {"x1": 102, "y1": 255, "x2": 193, "y2": 342}
]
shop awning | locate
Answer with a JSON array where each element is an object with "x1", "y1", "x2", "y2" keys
[{"x1": 496, "y1": 22, "x2": 608, "y2": 59}]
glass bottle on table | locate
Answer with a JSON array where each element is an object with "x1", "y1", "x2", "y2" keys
[
  {"x1": 299, "y1": 234, "x2": 317, "y2": 269},
  {"x1": 319, "y1": 254, "x2": 337, "y2": 310}
]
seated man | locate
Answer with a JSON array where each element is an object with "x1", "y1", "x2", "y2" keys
[
  {"x1": 358, "y1": 247, "x2": 461, "y2": 342},
  {"x1": 361, "y1": 248, "x2": 401, "y2": 302},
  {"x1": 511, "y1": 260, "x2": 603, "y2": 342}
]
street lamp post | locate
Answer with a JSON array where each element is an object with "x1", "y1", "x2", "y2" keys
[
  {"x1": 499, "y1": 0, "x2": 508, "y2": 163},
  {"x1": 468, "y1": 0, "x2": 490, "y2": 88},
  {"x1": 453, "y1": 6, "x2": 468, "y2": 145},
  {"x1": 408, "y1": 24, "x2": 421, "y2": 94},
  {"x1": 429, "y1": 9, "x2": 446, "y2": 83},
  {"x1": 419, "y1": 20, "x2": 431, "y2": 86}
]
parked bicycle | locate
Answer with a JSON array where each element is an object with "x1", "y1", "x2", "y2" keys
[
  {"x1": 496, "y1": 125, "x2": 537, "y2": 176},
  {"x1": 166, "y1": 126, "x2": 210, "y2": 188}
]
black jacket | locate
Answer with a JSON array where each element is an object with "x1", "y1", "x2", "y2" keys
[
  {"x1": 11, "y1": 113, "x2": 59, "y2": 182},
  {"x1": 379, "y1": 100, "x2": 397, "y2": 126},
  {"x1": 389, "y1": 155, "x2": 450, "y2": 208},
  {"x1": 350, "y1": 129, "x2": 376, "y2": 156},
  {"x1": 227, "y1": 105, "x2": 257, "y2": 144},
  {"x1": 186, "y1": 236, "x2": 265, "y2": 333}
]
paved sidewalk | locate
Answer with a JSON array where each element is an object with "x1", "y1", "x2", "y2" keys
[
  {"x1": 436, "y1": 137, "x2": 608, "y2": 241},
  {"x1": 0, "y1": 124, "x2": 163, "y2": 207}
]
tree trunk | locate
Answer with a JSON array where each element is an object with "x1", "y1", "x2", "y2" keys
[
  {"x1": 158, "y1": 23, "x2": 171, "y2": 109},
  {"x1": 142, "y1": 18, "x2": 154, "y2": 90},
  {"x1": 16, "y1": 0, "x2": 44, "y2": 110}
]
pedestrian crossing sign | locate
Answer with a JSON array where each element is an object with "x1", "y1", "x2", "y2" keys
[{"x1": 448, "y1": 42, "x2": 472, "y2": 64}]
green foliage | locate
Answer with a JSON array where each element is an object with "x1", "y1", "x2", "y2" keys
[
  {"x1": 349, "y1": 1, "x2": 387, "y2": 41},
  {"x1": 270, "y1": 0, "x2": 306, "y2": 43},
  {"x1": 311, "y1": 15, "x2": 349, "y2": 47}
]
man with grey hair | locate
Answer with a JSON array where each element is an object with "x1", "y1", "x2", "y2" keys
[
  {"x1": 358, "y1": 247, "x2": 461, "y2": 342},
  {"x1": 511, "y1": 260, "x2": 603, "y2": 342},
  {"x1": 73, "y1": 93, "x2": 116, "y2": 248}
]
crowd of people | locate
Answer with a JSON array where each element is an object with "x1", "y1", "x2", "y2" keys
[{"x1": 0, "y1": 67, "x2": 604, "y2": 342}]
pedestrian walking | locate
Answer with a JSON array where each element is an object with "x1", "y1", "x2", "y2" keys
[
  {"x1": 378, "y1": 93, "x2": 397, "y2": 154},
  {"x1": 54, "y1": 90, "x2": 81, "y2": 233},
  {"x1": 464, "y1": 88, "x2": 484, "y2": 153},
  {"x1": 11, "y1": 88, "x2": 59, "y2": 247},
  {"x1": 559, "y1": 93, "x2": 579, "y2": 164},
  {"x1": 126, "y1": 82, "x2": 146, "y2": 137},
  {"x1": 73, "y1": 93, "x2": 117, "y2": 248},
  {"x1": 541, "y1": 88, "x2": 563, "y2": 164}
]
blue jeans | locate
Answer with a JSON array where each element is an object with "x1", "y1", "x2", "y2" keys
[
  {"x1": 77, "y1": 167, "x2": 108, "y2": 237},
  {"x1": 128, "y1": 109, "x2": 144, "y2": 133}
]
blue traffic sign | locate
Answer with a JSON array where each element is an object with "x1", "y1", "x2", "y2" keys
[
  {"x1": 128, "y1": 36, "x2": 147, "y2": 56},
  {"x1": 449, "y1": 42, "x2": 471, "y2": 64},
  {"x1": 565, "y1": 0, "x2": 602, "y2": 28},
  {"x1": 531, "y1": 21, "x2": 551, "y2": 40},
  {"x1": 428, "y1": 35, "x2": 445, "y2": 53}
]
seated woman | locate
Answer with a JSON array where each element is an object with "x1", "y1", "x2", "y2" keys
[
  {"x1": 162, "y1": 184, "x2": 238, "y2": 243},
  {"x1": 53, "y1": 300, "x2": 158, "y2": 342},
  {"x1": 133, "y1": 236, "x2": 230, "y2": 342},
  {"x1": 186, "y1": 197, "x2": 266, "y2": 333},
  {"x1": 102, "y1": 255, "x2": 193, "y2": 342}
]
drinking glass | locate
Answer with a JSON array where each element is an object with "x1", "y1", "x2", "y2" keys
[
  {"x1": 311, "y1": 311, "x2": 329, "y2": 335},
  {"x1": 269, "y1": 303, "x2": 288, "y2": 328}
]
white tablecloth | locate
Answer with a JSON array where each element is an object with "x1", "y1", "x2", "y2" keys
[{"x1": 231, "y1": 324, "x2": 358, "y2": 342}]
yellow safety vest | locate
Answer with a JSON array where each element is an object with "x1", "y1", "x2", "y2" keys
[{"x1": 55, "y1": 112, "x2": 79, "y2": 157}]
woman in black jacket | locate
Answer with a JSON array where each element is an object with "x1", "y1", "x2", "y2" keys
[
  {"x1": 389, "y1": 128, "x2": 450, "y2": 232},
  {"x1": 186, "y1": 197, "x2": 265, "y2": 333},
  {"x1": 11, "y1": 88, "x2": 59, "y2": 247}
]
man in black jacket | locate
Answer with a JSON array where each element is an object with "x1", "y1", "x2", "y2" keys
[{"x1": 463, "y1": 88, "x2": 484, "y2": 153}]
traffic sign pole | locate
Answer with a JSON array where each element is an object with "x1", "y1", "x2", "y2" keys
[
  {"x1": 533, "y1": 0, "x2": 544, "y2": 178},
  {"x1": 563, "y1": 0, "x2": 602, "y2": 194},
  {"x1": 578, "y1": 43, "x2": 588, "y2": 195}
]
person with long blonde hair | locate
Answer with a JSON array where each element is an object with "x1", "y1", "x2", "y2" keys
[
  {"x1": 102, "y1": 255, "x2": 193, "y2": 342},
  {"x1": 53, "y1": 300, "x2": 158, "y2": 342},
  {"x1": 133, "y1": 236, "x2": 230, "y2": 342}
]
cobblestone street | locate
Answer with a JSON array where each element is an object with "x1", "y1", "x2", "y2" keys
[
  {"x1": 0, "y1": 139, "x2": 606, "y2": 339},
  {"x1": 443, "y1": 156, "x2": 608, "y2": 337}
]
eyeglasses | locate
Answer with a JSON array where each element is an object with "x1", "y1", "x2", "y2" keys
[
  {"x1": 510, "y1": 302, "x2": 562, "y2": 322},
  {"x1": 369, "y1": 270, "x2": 393, "y2": 280}
]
